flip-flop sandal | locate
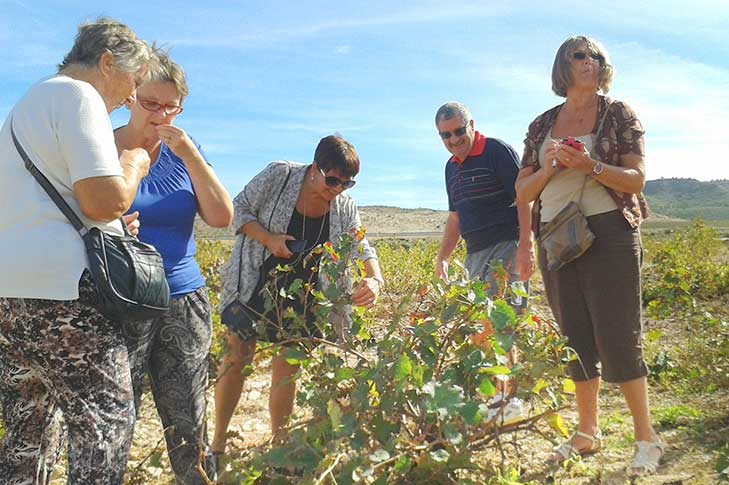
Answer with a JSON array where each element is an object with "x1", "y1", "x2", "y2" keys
[{"x1": 549, "y1": 430, "x2": 602, "y2": 463}]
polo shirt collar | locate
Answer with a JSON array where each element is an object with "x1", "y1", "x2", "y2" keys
[{"x1": 450, "y1": 131, "x2": 486, "y2": 164}]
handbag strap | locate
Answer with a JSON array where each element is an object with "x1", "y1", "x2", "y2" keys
[
  {"x1": 233, "y1": 165, "x2": 293, "y2": 296},
  {"x1": 11, "y1": 120, "x2": 90, "y2": 237},
  {"x1": 575, "y1": 100, "x2": 612, "y2": 207}
]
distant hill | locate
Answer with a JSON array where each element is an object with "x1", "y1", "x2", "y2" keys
[
  {"x1": 644, "y1": 178, "x2": 729, "y2": 221},
  {"x1": 193, "y1": 178, "x2": 729, "y2": 239}
]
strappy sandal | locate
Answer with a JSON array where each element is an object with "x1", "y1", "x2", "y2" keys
[
  {"x1": 627, "y1": 440, "x2": 665, "y2": 476},
  {"x1": 549, "y1": 430, "x2": 602, "y2": 463}
]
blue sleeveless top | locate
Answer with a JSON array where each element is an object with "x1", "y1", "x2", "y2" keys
[{"x1": 129, "y1": 140, "x2": 207, "y2": 297}]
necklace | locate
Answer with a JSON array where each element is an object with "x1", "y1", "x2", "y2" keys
[
  {"x1": 300, "y1": 207, "x2": 328, "y2": 253},
  {"x1": 300, "y1": 176, "x2": 330, "y2": 253}
]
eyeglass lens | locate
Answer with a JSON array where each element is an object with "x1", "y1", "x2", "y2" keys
[{"x1": 439, "y1": 125, "x2": 468, "y2": 140}]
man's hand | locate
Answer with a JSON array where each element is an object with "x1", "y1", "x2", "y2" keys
[
  {"x1": 515, "y1": 242, "x2": 536, "y2": 281},
  {"x1": 435, "y1": 258, "x2": 449, "y2": 282}
]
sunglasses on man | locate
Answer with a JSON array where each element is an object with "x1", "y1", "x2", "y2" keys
[
  {"x1": 572, "y1": 51, "x2": 603, "y2": 62},
  {"x1": 319, "y1": 167, "x2": 356, "y2": 190},
  {"x1": 438, "y1": 124, "x2": 469, "y2": 140}
]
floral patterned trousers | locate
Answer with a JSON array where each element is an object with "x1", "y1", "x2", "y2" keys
[{"x1": 0, "y1": 273, "x2": 135, "y2": 485}]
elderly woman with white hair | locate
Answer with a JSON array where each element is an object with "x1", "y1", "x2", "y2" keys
[
  {"x1": 515, "y1": 36, "x2": 662, "y2": 475},
  {"x1": 0, "y1": 18, "x2": 152, "y2": 484}
]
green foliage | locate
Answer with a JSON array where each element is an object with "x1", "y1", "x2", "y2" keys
[
  {"x1": 717, "y1": 442, "x2": 729, "y2": 479},
  {"x1": 643, "y1": 220, "x2": 729, "y2": 317},
  {"x1": 641, "y1": 220, "x2": 729, "y2": 392},
  {"x1": 653, "y1": 405, "x2": 702, "y2": 428},
  {"x1": 203, "y1": 232, "x2": 569, "y2": 482},
  {"x1": 195, "y1": 239, "x2": 232, "y2": 360}
]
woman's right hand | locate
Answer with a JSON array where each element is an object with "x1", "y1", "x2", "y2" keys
[{"x1": 264, "y1": 233, "x2": 296, "y2": 258}]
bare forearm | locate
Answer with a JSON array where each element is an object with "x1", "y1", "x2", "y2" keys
[
  {"x1": 240, "y1": 220, "x2": 271, "y2": 246},
  {"x1": 515, "y1": 167, "x2": 551, "y2": 203},
  {"x1": 591, "y1": 162, "x2": 645, "y2": 194},
  {"x1": 364, "y1": 258, "x2": 383, "y2": 281},
  {"x1": 184, "y1": 153, "x2": 234, "y2": 227},
  {"x1": 515, "y1": 200, "x2": 533, "y2": 247}
]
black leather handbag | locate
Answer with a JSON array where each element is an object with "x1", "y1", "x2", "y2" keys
[{"x1": 11, "y1": 123, "x2": 170, "y2": 322}]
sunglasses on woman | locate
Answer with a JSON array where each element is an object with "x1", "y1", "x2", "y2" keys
[
  {"x1": 319, "y1": 167, "x2": 356, "y2": 190},
  {"x1": 438, "y1": 124, "x2": 469, "y2": 140},
  {"x1": 572, "y1": 51, "x2": 603, "y2": 62}
]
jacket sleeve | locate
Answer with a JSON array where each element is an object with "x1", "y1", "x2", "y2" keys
[{"x1": 231, "y1": 162, "x2": 284, "y2": 233}]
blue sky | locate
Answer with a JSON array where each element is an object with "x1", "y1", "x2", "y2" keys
[{"x1": 2, "y1": 1, "x2": 728, "y2": 210}]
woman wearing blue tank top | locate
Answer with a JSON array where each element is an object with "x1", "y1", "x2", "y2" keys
[{"x1": 115, "y1": 51, "x2": 233, "y2": 484}]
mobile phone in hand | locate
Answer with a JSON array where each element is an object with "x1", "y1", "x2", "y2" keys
[
  {"x1": 286, "y1": 239, "x2": 308, "y2": 253},
  {"x1": 561, "y1": 136, "x2": 585, "y2": 151}
]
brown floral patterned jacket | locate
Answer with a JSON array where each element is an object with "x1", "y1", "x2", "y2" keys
[{"x1": 521, "y1": 95, "x2": 650, "y2": 230}]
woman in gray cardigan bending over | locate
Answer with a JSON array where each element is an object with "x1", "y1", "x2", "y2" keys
[{"x1": 212, "y1": 135, "x2": 384, "y2": 456}]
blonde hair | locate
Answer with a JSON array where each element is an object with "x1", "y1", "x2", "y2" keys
[
  {"x1": 551, "y1": 35, "x2": 614, "y2": 97},
  {"x1": 148, "y1": 49, "x2": 189, "y2": 102}
]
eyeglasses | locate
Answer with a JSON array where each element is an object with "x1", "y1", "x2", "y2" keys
[
  {"x1": 572, "y1": 51, "x2": 603, "y2": 63},
  {"x1": 438, "y1": 124, "x2": 469, "y2": 140},
  {"x1": 318, "y1": 167, "x2": 356, "y2": 190},
  {"x1": 138, "y1": 98, "x2": 184, "y2": 115}
]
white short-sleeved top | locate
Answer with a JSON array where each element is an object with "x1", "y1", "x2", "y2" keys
[{"x1": 0, "y1": 75, "x2": 124, "y2": 300}]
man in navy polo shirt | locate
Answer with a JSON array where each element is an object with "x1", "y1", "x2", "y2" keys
[{"x1": 434, "y1": 101, "x2": 535, "y2": 424}]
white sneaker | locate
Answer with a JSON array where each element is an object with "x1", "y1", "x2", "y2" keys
[{"x1": 485, "y1": 397, "x2": 525, "y2": 426}]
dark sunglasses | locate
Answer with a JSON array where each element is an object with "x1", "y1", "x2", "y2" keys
[
  {"x1": 438, "y1": 124, "x2": 469, "y2": 140},
  {"x1": 318, "y1": 167, "x2": 356, "y2": 190},
  {"x1": 138, "y1": 98, "x2": 184, "y2": 115},
  {"x1": 572, "y1": 51, "x2": 603, "y2": 62}
]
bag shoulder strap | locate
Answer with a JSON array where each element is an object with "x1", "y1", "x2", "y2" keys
[
  {"x1": 576, "y1": 97, "x2": 613, "y2": 205},
  {"x1": 233, "y1": 164, "x2": 293, "y2": 295},
  {"x1": 11, "y1": 120, "x2": 89, "y2": 236}
]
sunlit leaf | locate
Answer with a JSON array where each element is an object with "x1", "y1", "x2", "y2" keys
[
  {"x1": 395, "y1": 354, "x2": 413, "y2": 381},
  {"x1": 545, "y1": 412, "x2": 570, "y2": 437},
  {"x1": 478, "y1": 377, "x2": 496, "y2": 397},
  {"x1": 562, "y1": 378, "x2": 576, "y2": 394}
]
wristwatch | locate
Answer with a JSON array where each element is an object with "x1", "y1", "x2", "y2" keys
[{"x1": 592, "y1": 161, "x2": 604, "y2": 176}]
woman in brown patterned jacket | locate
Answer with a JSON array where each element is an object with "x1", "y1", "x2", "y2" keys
[{"x1": 515, "y1": 36, "x2": 663, "y2": 475}]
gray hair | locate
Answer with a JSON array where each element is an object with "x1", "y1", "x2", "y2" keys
[
  {"x1": 435, "y1": 102, "x2": 471, "y2": 126},
  {"x1": 147, "y1": 48, "x2": 189, "y2": 102},
  {"x1": 58, "y1": 17, "x2": 153, "y2": 75},
  {"x1": 551, "y1": 35, "x2": 614, "y2": 97}
]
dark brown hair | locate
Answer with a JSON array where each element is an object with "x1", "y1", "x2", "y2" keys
[{"x1": 313, "y1": 135, "x2": 360, "y2": 177}]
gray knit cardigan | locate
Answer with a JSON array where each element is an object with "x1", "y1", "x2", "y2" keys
[{"x1": 219, "y1": 161, "x2": 378, "y2": 332}]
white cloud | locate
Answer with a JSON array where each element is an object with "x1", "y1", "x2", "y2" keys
[{"x1": 334, "y1": 45, "x2": 351, "y2": 55}]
